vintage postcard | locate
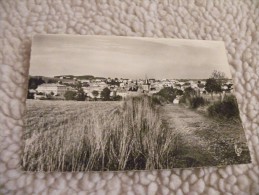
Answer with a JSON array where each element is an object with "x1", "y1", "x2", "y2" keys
[{"x1": 22, "y1": 35, "x2": 251, "y2": 171}]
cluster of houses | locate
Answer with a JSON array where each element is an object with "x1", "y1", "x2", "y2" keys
[{"x1": 28, "y1": 76, "x2": 234, "y2": 102}]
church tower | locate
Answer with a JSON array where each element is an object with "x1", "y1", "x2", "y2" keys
[{"x1": 142, "y1": 75, "x2": 151, "y2": 92}]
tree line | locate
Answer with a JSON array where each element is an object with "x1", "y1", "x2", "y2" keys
[{"x1": 64, "y1": 82, "x2": 122, "y2": 101}]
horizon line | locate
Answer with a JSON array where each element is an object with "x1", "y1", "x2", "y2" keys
[{"x1": 29, "y1": 75, "x2": 232, "y2": 80}]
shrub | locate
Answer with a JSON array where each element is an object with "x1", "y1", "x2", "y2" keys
[
  {"x1": 184, "y1": 87, "x2": 196, "y2": 96},
  {"x1": 208, "y1": 95, "x2": 240, "y2": 119},
  {"x1": 64, "y1": 90, "x2": 77, "y2": 100},
  {"x1": 156, "y1": 87, "x2": 176, "y2": 103},
  {"x1": 112, "y1": 95, "x2": 122, "y2": 101},
  {"x1": 180, "y1": 87, "x2": 197, "y2": 106},
  {"x1": 151, "y1": 95, "x2": 165, "y2": 105},
  {"x1": 92, "y1": 90, "x2": 99, "y2": 99},
  {"x1": 175, "y1": 89, "x2": 184, "y2": 95},
  {"x1": 179, "y1": 94, "x2": 188, "y2": 104},
  {"x1": 189, "y1": 96, "x2": 205, "y2": 109}
]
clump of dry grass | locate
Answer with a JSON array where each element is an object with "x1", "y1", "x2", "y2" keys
[{"x1": 22, "y1": 96, "x2": 178, "y2": 171}]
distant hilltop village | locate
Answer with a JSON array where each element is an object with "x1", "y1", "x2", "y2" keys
[{"x1": 27, "y1": 75, "x2": 234, "y2": 101}]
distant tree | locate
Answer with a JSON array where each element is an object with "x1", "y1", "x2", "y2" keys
[
  {"x1": 101, "y1": 87, "x2": 111, "y2": 101},
  {"x1": 211, "y1": 70, "x2": 226, "y2": 80},
  {"x1": 92, "y1": 90, "x2": 99, "y2": 101},
  {"x1": 210, "y1": 70, "x2": 227, "y2": 87},
  {"x1": 75, "y1": 82, "x2": 86, "y2": 101},
  {"x1": 209, "y1": 70, "x2": 227, "y2": 101},
  {"x1": 28, "y1": 77, "x2": 45, "y2": 89},
  {"x1": 64, "y1": 91, "x2": 77, "y2": 100},
  {"x1": 205, "y1": 78, "x2": 222, "y2": 98}
]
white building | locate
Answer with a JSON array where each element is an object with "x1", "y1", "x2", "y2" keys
[
  {"x1": 36, "y1": 84, "x2": 68, "y2": 95},
  {"x1": 173, "y1": 99, "x2": 180, "y2": 104},
  {"x1": 79, "y1": 79, "x2": 91, "y2": 83}
]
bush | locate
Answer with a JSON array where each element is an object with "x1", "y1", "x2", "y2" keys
[
  {"x1": 64, "y1": 90, "x2": 77, "y2": 100},
  {"x1": 189, "y1": 96, "x2": 205, "y2": 109},
  {"x1": 112, "y1": 95, "x2": 122, "y2": 101},
  {"x1": 179, "y1": 94, "x2": 188, "y2": 104},
  {"x1": 151, "y1": 95, "x2": 165, "y2": 105},
  {"x1": 156, "y1": 87, "x2": 176, "y2": 103},
  {"x1": 208, "y1": 95, "x2": 240, "y2": 119},
  {"x1": 75, "y1": 90, "x2": 86, "y2": 101}
]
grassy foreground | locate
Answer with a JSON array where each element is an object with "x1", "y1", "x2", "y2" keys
[{"x1": 22, "y1": 97, "x2": 178, "y2": 171}]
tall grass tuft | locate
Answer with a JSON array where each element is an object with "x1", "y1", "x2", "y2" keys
[
  {"x1": 189, "y1": 96, "x2": 206, "y2": 109},
  {"x1": 207, "y1": 95, "x2": 240, "y2": 120},
  {"x1": 22, "y1": 96, "x2": 178, "y2": 171}
]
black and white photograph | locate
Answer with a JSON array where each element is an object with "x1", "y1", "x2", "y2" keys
[{"x1": 22, "y1": 35, "x2": 251, "y2": 172}]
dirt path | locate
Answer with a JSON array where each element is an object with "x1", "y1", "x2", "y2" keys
[
  {"x1": 160, "y1": 104, "x2": 210, "y2": 146},
  {"x1": 161, "y1": 104, "x2": 208, "y2": 141},
  {"x1": 159, "y1": 104, "x2": 251, "y2": 167}
]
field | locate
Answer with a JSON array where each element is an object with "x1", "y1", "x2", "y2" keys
[
  {"x1": 22, "y1": 97, "x2": 179, "y2": 171},
  {"x1": 22, "y1": 97, "x2": 251, "y2": 171}
]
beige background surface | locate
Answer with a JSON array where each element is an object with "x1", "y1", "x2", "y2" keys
[{"x1": 0, "y1": 0, "x2": 259, "y2": 194}]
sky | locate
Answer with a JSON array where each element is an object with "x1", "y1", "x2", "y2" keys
[{"x1": 29, "y1": 35, "x2": 232, "y2": 79}]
